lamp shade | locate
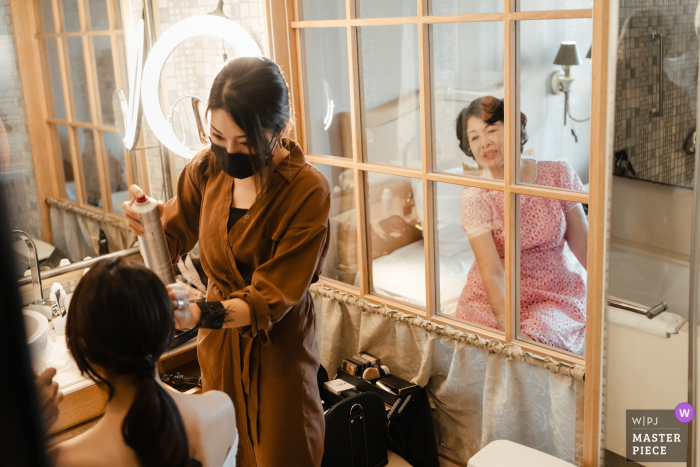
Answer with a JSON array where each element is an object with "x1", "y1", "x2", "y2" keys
[{"x1": 553, "y1": 41, "x2": 582, "y2": 66}]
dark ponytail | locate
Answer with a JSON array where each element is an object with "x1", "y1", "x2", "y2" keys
[
  {"x1": 194, "y1": 56, "x2": 290, "y2": 188},
  {"x1": 66, "y1": 257, "x2": 197, "y2": 467}
]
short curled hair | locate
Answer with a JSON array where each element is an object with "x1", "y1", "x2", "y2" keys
[{"x1": 455, "y1": 96, "x2": 528, "y2": 160}]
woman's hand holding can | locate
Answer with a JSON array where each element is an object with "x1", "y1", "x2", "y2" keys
[{"x1": 122, "y1": 184, "x2": 164, "y2": 236}]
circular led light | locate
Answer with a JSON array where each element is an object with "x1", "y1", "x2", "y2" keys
[{"x1": 141, "y1": 15, "x2": 262, "y2": 159}]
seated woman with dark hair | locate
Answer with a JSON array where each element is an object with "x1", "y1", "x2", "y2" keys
[
  {"x1": 48, "y1": 257, "x2": 238, "y2": 467},
  {"x1": 454, "y1": 96, "x2": 588, "y2": 354}
]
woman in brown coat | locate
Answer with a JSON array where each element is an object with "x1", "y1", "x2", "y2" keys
[{"x1": 123, "y1": 57, "x2": 330, "y2": 467}]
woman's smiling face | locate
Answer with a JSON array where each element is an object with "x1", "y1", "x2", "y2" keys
[{"x1": 466, "y1": 116, "x2": 505, "y2": 171}]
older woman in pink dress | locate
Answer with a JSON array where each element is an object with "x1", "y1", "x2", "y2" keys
[{"x1": 454, "y1": 97, "x2": 588, "y2": 354}]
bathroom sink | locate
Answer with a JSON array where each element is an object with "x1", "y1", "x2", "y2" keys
[{"x1": 23, "y1": 309, "x2": 49, "y2": 372}]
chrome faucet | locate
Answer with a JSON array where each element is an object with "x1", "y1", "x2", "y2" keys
[{"x1": 13, "y1": 230, "x2": 58, "y2": 317}]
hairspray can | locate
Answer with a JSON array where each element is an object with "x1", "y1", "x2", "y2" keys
[{"x1": 132, "y1": 195, "x2": 176, "y2": 284}]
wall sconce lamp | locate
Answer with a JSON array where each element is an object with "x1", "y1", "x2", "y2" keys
[{"x1": 549, "y1": 41, "x2": 582, "y2": 125}]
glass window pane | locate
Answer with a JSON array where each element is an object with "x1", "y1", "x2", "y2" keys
[
  {"x1": 517, "y1": 0, "x2": 592, "y2": 12},
  {"x1": 117, "y1": 35, "x2": 128, "y2": 99},
  {"x1": 298, "y1": 0, "x2": 345, "y2": 21},
  {"x1": 360, "y1": 25, "x2": 420, "y2": 168},
  {"x1": 517, "y1": 193, "x2": 587, "y2": 356},
  {"x1": 103, "y1": 131, "x2": 128, "y2": 214},
  {"x1": 313, "y1": 163, "x2": 358, "y2": 285},
  {"x1": 358, "y1": 0, "x2": 416, "y2": 18},
  {"x1": 92, "y1": 35, "x2": 116, "y2": 125},
  {"x1": 438, "y1": 182, "x2": 505, "y2": 332},
  {"x1": 431, "y1": 22, "x2": 504, "y2": 176},
  {"x1": 614, "y1": 7, "x2": 696, "y2": 188},
  {"x1": 88, "y1": 0, "x2": 109, "y2": 31},
  {"x1": 67, "y1": 37, "x2": 91, "y2": 123},
  {"x1": 56, "y1": 125, "x2": 77, "y2": 202},
  {"x1": 45, "y1": 39, "x2": 66, "y2": 120},
  {"x1": 517, "y1": 19, "x2": 592, "y2": 191},
  {"x1": 430, "y1": 0, "x2": 502, "y2": 15},
  {"x1": 78, "y1": 128, "x2": 101, "y2": 207},
  {"x1": 61, "y1": 0, "x2": 81, "y2": 33},
  {"x1": 301, "y1": 28, "x2": 351, "y2": 158},
  {"x1": 40, "y1": 0, "x2": 55, "y2": 34},
  {"x1": 117, "y1": 0, "x2": 123, "y2": 29},
  {"x1": 367, "y1": 172, "x2": 425, "y2": 308}
]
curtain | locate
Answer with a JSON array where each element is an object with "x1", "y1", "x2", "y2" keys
[
  {"x1": 48, "y1": 198, "x2": 136, "y2": 261},
  {"x1": 311, "y1": 284, "x2": 585, "y2": 466}
]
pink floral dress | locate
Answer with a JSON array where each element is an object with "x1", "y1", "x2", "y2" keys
[{"x1": 455, "y1": 161, "x2": 586, "y2": 354}]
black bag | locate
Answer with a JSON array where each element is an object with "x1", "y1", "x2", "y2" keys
[
  {"x1": 322, "y1": 391, "x2": 388, "y2": 467},
  {"x1": 386, "y1": 386, "x2": 440, "y2": 467}
]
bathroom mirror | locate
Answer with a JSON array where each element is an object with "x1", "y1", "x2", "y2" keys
[{"x1": 168, "y1": 95, "x2": 208, "y2": 153}]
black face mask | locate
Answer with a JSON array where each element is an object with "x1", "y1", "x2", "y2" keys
[{"x1": 211, "y1": 143, "x2": 265, "y2": 180}]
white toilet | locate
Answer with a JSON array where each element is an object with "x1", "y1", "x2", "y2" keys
[{"x1": 467, "y1": 440, "x2": 575, "y2": 467}]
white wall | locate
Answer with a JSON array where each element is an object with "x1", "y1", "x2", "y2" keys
[
  {"x1": 520, "y1": 18, "x2": 593, "y2": 184},
  {"x1": 611, "y1": 177, "x2": 694, "y2": 257}
]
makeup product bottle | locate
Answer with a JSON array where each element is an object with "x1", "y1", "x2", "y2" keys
[
  {"x1": 133, "y1": 195, "x2": 176, "y2": 284},
  {"x1": 98, "y1": 229, "x2": 109, "y2": 255}
]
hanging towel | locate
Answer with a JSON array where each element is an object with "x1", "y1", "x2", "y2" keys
[{"x1": 607, "y1": 296, "x2": 686, "y2": 337}]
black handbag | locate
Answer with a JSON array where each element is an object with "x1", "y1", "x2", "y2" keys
[
  {"x1": 322, "y1": 391, "x2": 389, "y2": 467},
  {"x1": 318, "y1": 366, "x2": 388, "y2": 467},
  {"x1": 317, "y1": 365, "x2": 439, "y2": 467}
]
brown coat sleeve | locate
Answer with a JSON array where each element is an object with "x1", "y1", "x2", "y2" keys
[
  {"x1": 229, "y1": 182, "x2": 330, "y2": 339},
  {"x1": 162, "y1": 161, "x2": 204, "y2": 262}
]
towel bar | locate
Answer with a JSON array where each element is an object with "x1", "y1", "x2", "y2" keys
[{"x1": 607, "y1": 298, "x2": 668, "y2": 319}]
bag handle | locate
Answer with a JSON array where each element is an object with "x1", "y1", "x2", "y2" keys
[{"x1": 349, "y1": 406, "x2": 369, "y2": 467}]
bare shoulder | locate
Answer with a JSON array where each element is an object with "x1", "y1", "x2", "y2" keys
[
  {"x1": 171, "y1": 389, "x2": 236, "y2": 431},
  {"x1": 49, "y1": 441, "x2": 100, "y2": 467},
  {"x1": 47, "y1": 423, "x2": 138, "y2": 467},
  {"x1": 170, "y1": 390, "x2": 237, "y2": 465}
]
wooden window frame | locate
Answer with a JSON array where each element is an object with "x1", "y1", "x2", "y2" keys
[
  {"x1": 267, "y1": 0, "x2": 610, "y2": 465},
  {"x1": 22, "y1": 0, "x2": 135, "y2": 223}
]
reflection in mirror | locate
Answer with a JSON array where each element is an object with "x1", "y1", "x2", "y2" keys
[
  {"x1": 39, "y1": 0, "x2": 55, "y2": 34},
  {"x1": 516, "y1": 0, "x2": 592, "y2": 11},
  {"x1": 169, "y1": 95, "x2": 208, "y2": 153},
  {"x1": 67, "y1": 37, "x2": 91, "y2": 123},
  {"x1": 298, "y1": 0, "x2": 345, "y2": 21},
  {"x1": 367, "y1": 172, "x2": 425, "y2": 307},
  {"x1": 45, "y1": 39, "x2": 66, "y2": 120},
  {"x1": 518, "y1": 193, "x2": 588, "y2": 356},
  {"x1": 429, "y1": 0, "x2": 502, "y2": 15},
  {"x1": 61, "y1": 0, "x2": 81, "y2": 33},
  {"x1": 518, "y1": 19, "x2": 592, "y2": 191},
  {"x1": 103, "y1": 132, "x2": 129, "y2": 215},
  {"x1": 358, "y1": 0, "x2": 416, "y2": 18},
  {"x1": 93, "y1": 35, "x2": 118, "y2": 126},
  {"x1": 55, "y1": 125, "x2": 77, "y2": 202},
  {"x1": 360, "y1": 25, "x2": 420, "y2": 168},
  {"x1": 113, "y1": 89, "x2": 128, "y2": 138},
  {"x1": 78, "y1": 128, "x2": 101, "y2": 207},
  {"x1": 301, "y1": 27, "x2": 351, "y2": 158},
  {"x1": 435, "y1": 182, "x2": 504, "y2": 334},
  {"x1": 313, "y1": 163, "x2": 358, "y2": 285},
  {"x1": 87, "y1": 0, "x2": 109, "y2": 31},
  {"x1": 430, "y1": 21, "x2": 504, "y2": 175}
]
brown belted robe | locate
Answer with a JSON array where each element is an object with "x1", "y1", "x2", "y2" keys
[{"x1": 162, "y1": 139, "x2": 330, "y2": 466}]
